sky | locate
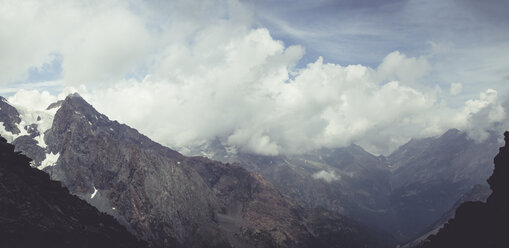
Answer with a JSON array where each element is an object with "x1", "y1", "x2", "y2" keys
[{"x1": 1, "y1": 0, "x2": 509, "y2": 155}]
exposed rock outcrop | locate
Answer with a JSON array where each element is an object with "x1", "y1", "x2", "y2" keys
[
  {"x1": 12, "y1": 135, "x2": 46, "y2": 166},
  {"x1": 0, "y1": 96, "x2": 21, "y2": 134}
]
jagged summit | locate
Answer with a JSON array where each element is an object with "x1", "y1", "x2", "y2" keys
[
  {"x1": 420, "y1": 131, "x2": 509, "y2": 248},
  {"x1": 68, "y1": 92, "x2": 82, "y2": 98},
  {"x1": 62, "y1": 92, "x2": 98, "y2": 112}
]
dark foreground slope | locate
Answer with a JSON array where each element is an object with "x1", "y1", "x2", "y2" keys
[
  {"x1": 0, "y1": 136, "x2": 146, "y2": 248},
  {"x1": 419, "y1": 131, "x2": 509, "y2": 248}
]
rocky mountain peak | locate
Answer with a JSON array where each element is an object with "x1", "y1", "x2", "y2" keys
[{"x1": 59, "y1": 93, "x2": 104, "y2": 121}]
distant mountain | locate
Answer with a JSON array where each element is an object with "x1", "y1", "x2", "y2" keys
[
  {"x1": 402, "y1": 184, "x2": 491, "y2": 247},
  {"x1": 190, "y1": 129, "x2": 500, "y2": 242},
  {"x1": 193, "y1": 142, "x2": 394, "y2": 229},
  {"x1": 418, "y1": 131, "x2": 509, "y2": 248},
  {"x1": 388, "y1": 129, "x2": 499, "y2": 240},
  {"x1": 0, "y1": 136, "x2": 146, "y2": 248},
  {"x1": 0, "y1": 94, "x2": 393, "y2": 248}
]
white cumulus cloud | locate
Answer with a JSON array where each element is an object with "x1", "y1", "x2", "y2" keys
[
  {"x1": 2, "y1": 0, "x2": 508, "y2": 156},
  {"x1": 7, "y1": 89, "x2": 58, "y2": 111}
]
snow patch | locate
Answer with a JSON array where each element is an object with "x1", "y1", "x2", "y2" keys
[
  {"x1": 312, "y1": 170, "x2": 340, "y2": 183},
  {"x1": 200, "y1": 151, "x2": 214, "y2": 159},
  {"x1": 0, "y1": 121, "x2": 18, "y2": 142},
  {"x1": 91, "y1": 186, "x2": 98, "y2": 199},
  {"x1": 38, "y1": 152, "x2": 60, "y2": 170},
  {"x1": 5, "y1": 102, "x2": 61, "y2": 148},
  {"x1": 0, "y1": 120, "x2": 29, "y2": 143}
]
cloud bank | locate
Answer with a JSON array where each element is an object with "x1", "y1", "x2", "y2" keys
[{"x1": 2, "y1": 0, "x2": 507, "y2": 156}]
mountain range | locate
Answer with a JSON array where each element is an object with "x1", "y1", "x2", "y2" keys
[
  {"x1": 0, "y1": 94, "x2": 393, "y2": 248},
  {"x1": 186, "y1": 124, "x2": 500, "y2": 242},
  {"x1": 0, "y1": 93, "x2": 502, "y2": 246}
]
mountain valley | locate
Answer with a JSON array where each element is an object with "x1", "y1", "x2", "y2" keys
[{"x1": 187, "y1": 127, "x2": 500, "y2": 242}]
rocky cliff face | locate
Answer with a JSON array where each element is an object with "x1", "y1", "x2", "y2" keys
[
  {"x1": 418, "y1": 131, "x2": 509, "y2": 248},
  {"x1": 0, "y1": 94, "x2": 393, "y2": 248},
  {"x1": 0, "y1": 136, "x2": 146, "y2": 248},
  {"x1": 43, "y1": 94, "x2": 226, "y2": 247},
  {"x1": 0, "y1": 96, "x2": 21, "y2": 134}
]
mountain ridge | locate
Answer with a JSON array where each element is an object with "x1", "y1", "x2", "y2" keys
[
  {"x1": 0, "y1": 94, "x2": 394, "y2": 248},
  {"x1": 188, "y1": 127, "x2": 500, "y2": 242}
]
